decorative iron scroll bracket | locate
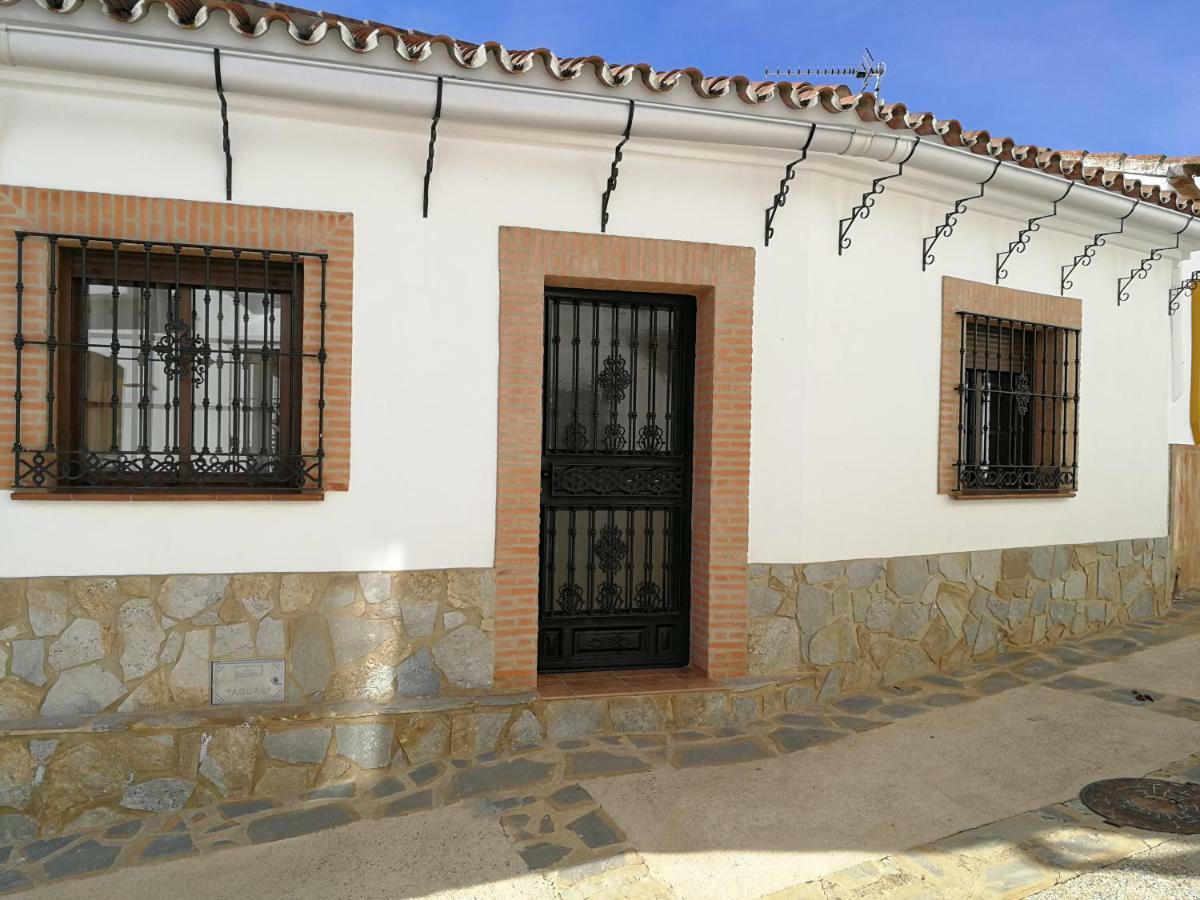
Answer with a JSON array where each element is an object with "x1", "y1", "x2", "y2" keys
[
  {"x1": 1060, "y1": 199, "x2": 1138, "y2": 296},
  {"x1": 1169, "y1": 270, "x2": 1200, "y2": 316},
  {"x1": 422, "y1": 76, "x2": 443, "y2": 219},
  {"x1": 995, "y1": 182, "x2": 1074, "y2": 284},
  {"x1": 600, "y1": 100, "x2": 635, "y2": 233},
  {"x1": 921, "y1": 158, "x2": 1002, "y2": 272},
  {"x1": 837, "y1": 136, "x2": 919, "y2": 255},
  {"x1": 213, "y1": 49, "x2": 232, "y2": 202},
  {"x1": 1118, "y1": 218, "x2": 1192, "y2": 305},
  {"x1": 763, "y1": 124, "x2": 817, "y2": 247}
]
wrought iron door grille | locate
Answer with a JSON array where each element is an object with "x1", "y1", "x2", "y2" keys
[
  {"x1": 11, "y1": 231, "x2": 328, "y2": 492},
  {"x1": 954, "y1": 312, "x2": 1080, "y2": 494},
  {"x1": 539, "y1": 289, "x2": 693, "y2": 671}
]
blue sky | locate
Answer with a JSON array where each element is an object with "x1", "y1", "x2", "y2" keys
[{"x1": 330, "y1": 1, "x2": 1197, "y2": 156}]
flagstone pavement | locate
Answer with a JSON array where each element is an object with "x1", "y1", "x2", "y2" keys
[{"x1": 6, "y1": 597, "x2": 1200, "y2": 899}]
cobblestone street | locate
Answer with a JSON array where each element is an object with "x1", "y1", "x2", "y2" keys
[{"x1": 5, "y1": 598, "x2": 1200, "y2": 899}]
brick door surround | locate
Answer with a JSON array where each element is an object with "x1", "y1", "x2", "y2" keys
[{"x1": 494, "y1": 227, "x2": 754, "y2": 689}]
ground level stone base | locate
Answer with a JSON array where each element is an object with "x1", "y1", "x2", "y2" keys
[
  {"x1": 0, "y1": 568, "x2": 496, "y2": 723},
  {"x1": 0, "y1": 667, "x2": 832, "y2": 837},
  {"x1": 747, "y1": 537, "x2": 1171, "y2": 691},
  {"x1": 0, "y1": 598, "x2": 1197, "y2": 894}
]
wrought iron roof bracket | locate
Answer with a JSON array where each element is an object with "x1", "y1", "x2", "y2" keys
[
  {"x1": 422, "y1": 76, "x2": 443, "y2": 219},
  {"x1": 1118, "y1": 218, "x2": 1192, "y2": 306},
  {"x1": 600, "y1": 100, "x2": 635, "y2": 234},
  {"x1": 837, "y1": 136, "x2": 920, "y2": 256},
  {"x1": 995, "y1": 182, "x2": 1074, "y2": 284},
  {"x1": 1169, "y1": 270, "x2": 1199, "y2": 316},
  {"x1": 1060, "y1": 198, "x2": 1138, "y2": 296},
  {"x1": 921, "y1": 158, "x2": 1002, "y2": 272},
  {"x1": 763, "y1": 124, "x2": 817, "y2": 247},
  {"x1": 213, "y1": 48, "x2": 232, "y2": 202}
]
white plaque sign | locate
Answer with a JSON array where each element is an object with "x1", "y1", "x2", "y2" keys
[{"x1": 211, "y1": 659, "x2": 285, "y2": 706}]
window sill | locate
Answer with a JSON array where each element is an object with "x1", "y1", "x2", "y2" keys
[
  {"x1": 10, "y1": 491, "x2": 325, "y2": 502},
  {"x1": 949, "y1": 490, "x2": 1076, "y2": 501}
]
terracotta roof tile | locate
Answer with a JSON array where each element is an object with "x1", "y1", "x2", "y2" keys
[{"x1": 7, "y1": 0, "x2": 1197, "y2": 218}]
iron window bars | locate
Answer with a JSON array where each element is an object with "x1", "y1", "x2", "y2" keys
[
  {"x1": 954, "y1": 312, "x2": 1080, "y2": 495},
  {"x1": 12, "y1": 231, "x2": 328, "y2": 493}
]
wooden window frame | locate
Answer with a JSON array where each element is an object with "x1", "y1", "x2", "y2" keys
[{"x1": 53, "y1": 246, "x2": 304, "y2": 492}]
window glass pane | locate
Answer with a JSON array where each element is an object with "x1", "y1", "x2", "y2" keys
[
  {"x1": 83, "y1": 283, "x2": 171, "y2": 454},
  {"x1": 201, "y1": 289, "x2": 285, "y2": 458}
]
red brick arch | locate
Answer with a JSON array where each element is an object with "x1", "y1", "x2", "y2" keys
[{"x1": 494, "y1": 227, "x2": 755, "y2": 689}]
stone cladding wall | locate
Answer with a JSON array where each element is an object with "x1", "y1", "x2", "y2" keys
[
  {"x1": 747, "y1": 537, "x2": 1171, "y2": 693},
  {"x1": 0, "y1": 569, "x2": 495, "y2": 723}
]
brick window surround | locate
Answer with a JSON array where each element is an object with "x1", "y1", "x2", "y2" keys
[
  {"x1": 0, "y1": 185, "x2": 353, "y2": 495},
  {"x1": 938, "y1": 276, "x2": 1081, "y2": 497},
  {"x1": 494, "y1": 227, "x2": 754, "y2": 689}
]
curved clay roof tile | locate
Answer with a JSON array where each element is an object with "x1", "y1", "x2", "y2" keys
[{"x1": 8, "y1": 0, "x2": 1197, "y2": 218}]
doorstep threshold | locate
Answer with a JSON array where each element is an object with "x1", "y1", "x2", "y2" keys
[{"x1": 537, "y1": 667, "x2": 722, "y2": 700}]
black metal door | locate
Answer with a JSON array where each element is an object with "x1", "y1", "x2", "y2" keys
[{"x1": 538, "y1": 288, "x2": 694, "y2": 672}]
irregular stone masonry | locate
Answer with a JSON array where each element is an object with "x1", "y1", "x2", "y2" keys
[
  {"x1": 747, "y1": 537, "x2": 1171, "y2": 691},
  {"x1": 0, "y1": 568, "x2": 497, "y2": 723},
  {"x1": 0, "y1": 538, "x2": 1168, "y2": 732},
  {"x1": 0, "y1": 596, "x2": 1196, "y2": 894}
]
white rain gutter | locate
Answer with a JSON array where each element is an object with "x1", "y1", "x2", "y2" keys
[{"x1": 0, "y1": 15, "x2": 1196, "y2": 243}]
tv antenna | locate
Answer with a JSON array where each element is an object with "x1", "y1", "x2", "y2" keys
[{"x1": 766, "y1": 48, "x2": 886, "y2": 95}]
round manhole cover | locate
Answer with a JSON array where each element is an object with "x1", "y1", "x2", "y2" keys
[{"x1": 1080, "y1": 779, "x2": 1200, "y2": 833}]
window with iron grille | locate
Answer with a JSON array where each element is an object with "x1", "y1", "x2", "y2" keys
[
  {"x1": 954, "y1": 312, "x2": 1080, "y2": 495},
  {"x1": 12, "y1": 232, "x2": 328, "y2": 493}
]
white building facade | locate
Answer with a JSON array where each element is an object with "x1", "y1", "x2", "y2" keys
[{"x1": 0, "y1": 0, "x2": 1197, "y2": 739}]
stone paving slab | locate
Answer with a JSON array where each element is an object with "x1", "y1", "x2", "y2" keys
[
  {"x1": 1071, "y1": 632, "x2": 1200, "y2": 698},
  {"x1": 764, "y1": 749, "x2": 1200, "y2": 899},
  {"x1": 2, "y1": 604, "x2": 1200, "y2": 897},
  {"x1": 584, "y1": 684, "x2": 1200, "y2": 899},
  {"x1": 14, "y1": 803, "x2": 558, "y2": 900}
]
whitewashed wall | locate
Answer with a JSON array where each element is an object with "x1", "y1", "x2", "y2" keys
[
  {"x1": 1167, "y1": 250, "x2": 1198, "y2": 445},
  {"x1": 0, "y1": 65, "x2": 1181, "y2": 577}
]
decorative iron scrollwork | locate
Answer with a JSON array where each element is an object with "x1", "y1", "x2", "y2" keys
[
  {"x1": 556, "y1": 582, "x2": 584, "y2": 615},
  {"x1": 1014, "y1": 372, "x2": 1032, "y2": 416},
  {"x1": 996, "y1": 182, "x2": 1073, "y2": 284},
  {"x1": 634, "y1": 581, "x2": 663, "y2": 612},
  {"x1": 595, "y1": 581, "x2": 622, "y2": 612},
  {"x1": 600, "y1": 100, "x2": 635, "y2": 233},
  {"x1": 552, "y1": 465, "x2": 683, "y2": 497},
  {"x1": 602, "y1": 423, "x2": 627, "y2": 451},
  {"x1": 593, "y1": 524, "x2": 628, "y2": 574},
  {"x1": 638, "y1": 422, "x2": 665, "y2": 453},
  {"x1": 562, "y1": 422, "x2": 589, "y2": 451},
  {"x1": 1117, "y1": 218, "x2": 1191, "y2": 305},
  {"x1": 1170, "y1": 270, "x2": 1200, "y2": 316},
  {"x1": 921, "y1": 158, "x2": 1002, "y2": 271},
  {"x1": 597, "y1": 354, "x2": 632, "y2": 403},
  {"x1": 837, "y1": 136, "x2": 919, "y2": 255},
  {"x1": 763, "y1": 124, "x2": 816, "y2": 247},
  {"x1": 1061, "y1": 199, "x2": 1138, "y2": 296},
  {"x1": 577, "y1": 631, "x2": 640, "y2": 652},
  {"x1": 153, "y1": 317, "x2": 212, "y2": 383}
]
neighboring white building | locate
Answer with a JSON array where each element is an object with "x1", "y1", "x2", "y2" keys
[{"x1": 0, "y1": 0, "x2": 1197, "y2": 724}]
